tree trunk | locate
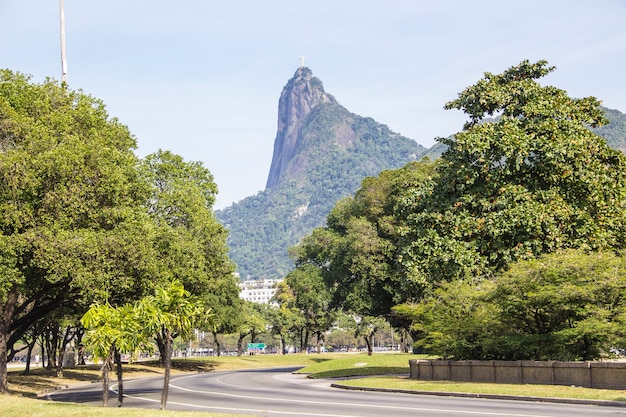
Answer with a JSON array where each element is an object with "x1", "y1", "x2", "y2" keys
[
  {"x1": 156, "y1": 335, "x2": 166, "y2": 367},
  {"x1": 115, "y1": 349, "x2": 124, "y2": 407},
  {"x1": 0, "y1": 286, "x2": 19, "y2": 394},
  {"x1": 279, "y1": 335, "x2": 286, "y2": 355},
  {"x1": 302, "y1": 329, "x2": 310, "y2": 353},
  {"x1": 56, "y1": 325, "x2": 74, "y2": 377},
  {"x1": 77, "y1": 344, "x2": 86, "y2": 366},
  {"x1": 316, "y1": 332, "x2": 322, "y2": 354},
  {"x1": 45, "y1": 325, "x2": 59, "y2": 370},
  {"x1": 160, "y1": 328, "x2": 172, "y2": 410},
  {"x1": 101, "y1": 346, "x2": 115, "y2": 407},
  {"x1": 237, "y1": 333, "x2": 245, "y2": 356},
  {"x1": 24, "y1": 342, "x2": 35, "y2": 374},
  {"x1": 365, "y1": 334, "x2": 373, "y2": 356},
  {"x1": 212, "y1": 332, "x2": 221, "y2": 357}
]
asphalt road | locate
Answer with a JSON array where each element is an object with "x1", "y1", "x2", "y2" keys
[{"x1": 46, "y1": 367, "x2": 626, "y2": 417}]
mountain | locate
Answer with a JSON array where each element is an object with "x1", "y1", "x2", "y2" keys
[
  {"x1": 215, "y1": 67, "x2": 426, "y2": 280},
  {"x1": 593, "y1": 107, "x2": 626, "y2": 152}
]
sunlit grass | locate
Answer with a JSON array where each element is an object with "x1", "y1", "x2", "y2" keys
[
  {"x1": 296, "y1": 352, "x2": 414, "y2": 377},
  {"x1": 0, "y1": 396, "x2": 243, "y2": 417},
  {"x1": 336, "y1": 375, "x2": 626, "y2": 402}
]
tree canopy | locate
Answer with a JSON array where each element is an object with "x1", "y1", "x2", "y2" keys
[
  {"x1": 289, "y1": 60, "x2": 626, "y2": 359},
  {"x1": 398, "y1": 59, "x2": 626, "y2": 281},
  {"x1": 0, "y1": 70, "x2": 152, "y2": 393},
  {"x1": 408, "y1": 250, "x2": 626, "y2": 360},
  {"x1": 0, "y1": 71, "x2": 235, "y2": 393}
]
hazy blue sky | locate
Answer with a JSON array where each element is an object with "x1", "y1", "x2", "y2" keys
[{"x1": 2, "y1": 1, "x2": 625, "y2": 209}]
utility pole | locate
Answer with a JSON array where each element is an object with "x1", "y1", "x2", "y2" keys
[{"x1": 59, "y1": 0, "x2": 67, "y2": 83}]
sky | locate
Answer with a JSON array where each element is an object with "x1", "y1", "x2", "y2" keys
[{"x1": 2, "y1": 1, "x2": 625, "y2": 209}]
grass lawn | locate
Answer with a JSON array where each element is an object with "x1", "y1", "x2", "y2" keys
[
  {"x1": 295, "y1": 352, "x2": 411, "y2": 378},
  {"x1": 3, "y1": 352, "x2": 626, "y2": 417},
  {"x1": 336, "y1": 375, "x2": 626, "y2": 402}
]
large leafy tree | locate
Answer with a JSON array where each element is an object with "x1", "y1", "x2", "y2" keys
[
  {"x1": 279, "y1": 264, "x2": 334, "y2": 352},
  {"x1": 487, "y1": 250, "x2": 626, "y2": 360},
  {"x1": 141, "y1": 150, "x2": 234, "y2": 294},
  {"x1": 204, "y1": 273, "x2": 243, "y2": 356},
  {"x1": 0, "y1": 71, "x2": 152, "y2": 393},
  {"x1": 292, "y1": 161, "x2": 436, "y2": 319},
  {"x1": 398, "y1": 60, "x2": 626, "y2": 282},
  {"x1": 140, "y1": 150, "x2": 235, "y2": 360}
]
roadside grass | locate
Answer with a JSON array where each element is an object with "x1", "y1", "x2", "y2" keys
[
  {"x1": 0, "y1": 395, "x2": 243, "y2": 417},
  {"x1": 335, "y1": 376, "x2": 626, "y2": 402},
  {"x1": 296, "y1": 353, "x2": 413, "y2": 378}
]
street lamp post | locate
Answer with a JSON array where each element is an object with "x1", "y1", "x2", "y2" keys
[{"x1": 59, "y1": 0, "x2": 67, "y2": 83}]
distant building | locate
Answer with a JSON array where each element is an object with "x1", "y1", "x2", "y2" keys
[{"x1": 238, "y1": 279, "x2": 282, "y2": 304}]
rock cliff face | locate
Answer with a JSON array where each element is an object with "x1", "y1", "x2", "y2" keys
[{"x1": 265, "y1": 67, "x2": 336, "y2": 189}]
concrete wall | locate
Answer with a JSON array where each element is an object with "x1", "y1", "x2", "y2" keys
[{"x1": 409, "y1": 359, "x2": 626, "y2": 390}]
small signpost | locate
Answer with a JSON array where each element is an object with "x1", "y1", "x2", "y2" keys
[{"x1": 247, "y1": 343, "x2": 266, "y2": 352}]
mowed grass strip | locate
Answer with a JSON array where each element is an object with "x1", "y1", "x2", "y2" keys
[
  {"x1": 296, "y1": 353, "x2": 413, "y2": 378},
  {"x1": 336, "y1": 376, "x2": 626, "y2": 402},
  {"x1": 0, "y1": 395, "x2": 243, "y2": 417}
]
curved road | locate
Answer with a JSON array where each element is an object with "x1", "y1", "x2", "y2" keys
[{"x1": 47, "y1": 367, "x2": 626, "y2": 417}]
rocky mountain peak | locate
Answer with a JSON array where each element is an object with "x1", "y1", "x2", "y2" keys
[{"x1": 265, "y1": 67, "x2": 336, "y2": 189}]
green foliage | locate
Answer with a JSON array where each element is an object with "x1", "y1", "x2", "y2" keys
[
  {"x1": 281, "y1": 264, "x2": 334, "y2": 348},
  {"x1": 591, "y1": 107, "x2": 626, "y2": 151},
  {"x1": 0, "y1": 70, "x2": 153, "y2": 393},
  {"x1": 140, "y1": 280, "x2": 209, "y2": 340},
  {"x1": 141, "y1": 150, "x2": 234, "y2": 295},
  {"x1": 293, "y1": 160, "x2": 437, "y2": 318},
  {"x1": 81, "y1": 303, "x2": 152, "y2": 361},
  {"x1": 293, "y1": 60, "x2": 626, "y2": 360},
  {"x1": 412, "y1": 250, "x2": 626, "y2": 360},
  {"x1": 397, "y1": 60, "x2": 626, "y2": 282},
  {"x1": 0, "y1": 70, "x2": 236, "y2": 395}
]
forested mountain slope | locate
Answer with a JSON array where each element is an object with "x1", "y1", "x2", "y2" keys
[{"x1": 215, "y1": 67, "x2": 425, "y2": 279}]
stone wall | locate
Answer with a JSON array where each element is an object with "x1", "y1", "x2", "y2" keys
[{"x1": 409, "y1": 359, "x2": 626, "y2": 390}]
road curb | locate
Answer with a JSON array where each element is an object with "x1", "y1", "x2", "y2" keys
[{"x1": 330, "y1": 382, "x2": 626, "y2": 408}]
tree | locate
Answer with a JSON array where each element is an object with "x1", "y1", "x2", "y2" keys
[
  {"x1": 403, "y1": 278, "x2": 499, "y2": 360},
  {"x1": 81, "y1": 303, "x2": 151, "y2": 406},
  {"x1": 269, "y1": 281, "x2": 306, "y2": 354},
  {"x1": 0, "y1": 70, "x2": 151, "y2": 394},
  {"x1": 486, "y1": 250, "x2": 626, "y2": 360},
  {"x1": 139, "y1": 280, "x2": 212, "y2": 410},
  {"x1": 410, "y1": 250, "x2": 626, "y2": 360},
  {"x1": 203, "y1": 274, "x2": 242, "y2": 357},
  {"x1": 141, "y1": 150, "x2": 235, "y2": 363},
  {"x1": 141, "y1": 150, "x2": 234, "y2": 297},
  {"x1": 292, "y1": 161, "x2": 436, "y2": 321},
  {"x1": 354, "y1": 316, "x2": 388, "y2": 356},
  {"x1": 281, "y1": 264, "x2": 334, "y2": 352},
  {"x1": 233, "y1": 302, "x2": 268, "y2": 356},
  {"x1": 397, "y1": 60, "x2": 626, "y2": 283}
]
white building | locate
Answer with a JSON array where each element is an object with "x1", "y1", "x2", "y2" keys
[{"x1": 238, "y1": 279, "x2": 282, "y2": 304}]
